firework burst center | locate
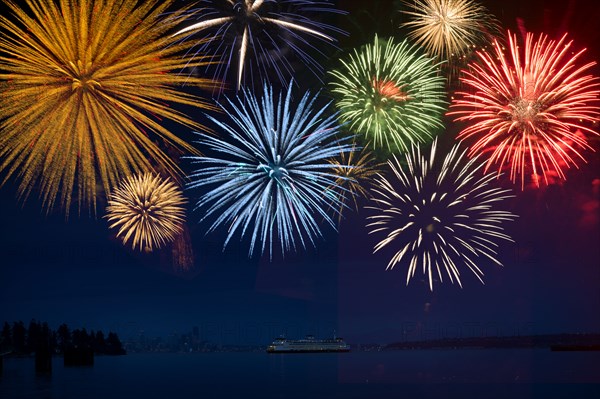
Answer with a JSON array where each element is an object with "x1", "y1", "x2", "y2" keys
[
  {"x1": 68, "y1": 52, "x2": 101, "y2": 92},
  {"x1": 258, "y1": 154, "x2": 289, "y2": 183},
  {"x1": 371, "y1": 78, "x2": 411, "y2": 110},
  {"x1": 511, "y1": 97, "x2": 543, "y2": 131}
]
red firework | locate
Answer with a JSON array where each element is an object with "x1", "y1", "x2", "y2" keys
[
  {"x1": 372, "y1": 77, "x2": 411, "y2": 102},
  {"x1": 449, "y1": 31, "x2": 600, "y2": 188}
]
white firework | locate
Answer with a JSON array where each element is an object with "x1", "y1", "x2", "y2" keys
[
  {"x1": 173, "y1": 0, "x2": 343, "y2": 91},
  {"x1": 367, "y1": 139, "x2": 517, "y2": 290}
]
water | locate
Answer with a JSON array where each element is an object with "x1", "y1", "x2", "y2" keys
[{"x1": 1, "y1": 350, "x2": 599, "y2": 399}]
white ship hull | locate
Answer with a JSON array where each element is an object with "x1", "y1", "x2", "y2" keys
[{"x1": 267, "y1": 336, "x2": 350, "y2": 353}]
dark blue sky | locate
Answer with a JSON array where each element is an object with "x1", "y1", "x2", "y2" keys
[{"x1": 1, "y1": 0, "x2": 599, "y2": 345}]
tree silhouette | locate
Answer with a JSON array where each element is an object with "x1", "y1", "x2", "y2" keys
[
  {"x1": 27, "y1": 319, "x2": 41, "y2": 354},
  {"x1": 2, "y1": 320, "x2": 125, "y2": 356},
  {"x1": 94, "y1": 331, "x2": 107, "y2": 354},
  {"x1": 0, "y1": 322, "x2": 11, "y2": 352},
  {"x1": 12, "y1": 321, "x2": 26, "y2": 354},
  {"x1": 57, "y1": 324, "x2": 71, "y2": 352},
  {"x1": 106, "y1": 332, "x2": 126, "y2": 355}
]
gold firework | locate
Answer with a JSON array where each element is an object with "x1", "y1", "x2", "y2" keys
[
  {"x1": 106, "y1": 173, "x2": 186, "y2": 252},
  {"x1": 329, "y1": 143, "x2": 383, "y2": 220},
  {"x1": 401, "y1": 0, "x2": 500, "y2": 61},
  {"x1": 0, "y1": 0, "x2": 216, "y2": 214}
]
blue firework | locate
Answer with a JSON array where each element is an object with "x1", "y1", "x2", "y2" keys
[
  {"x1": 188, "y1": 83, "x2": 354, "y2": 257},
  {"x1": 172, "y1": 0, "x2": 345, "y2": 92}
]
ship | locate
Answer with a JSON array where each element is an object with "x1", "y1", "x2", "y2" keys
[{"x1": 267, "y1": 333, "x2": 350, "y2": 353}]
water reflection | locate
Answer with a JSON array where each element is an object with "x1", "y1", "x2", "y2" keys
[{"x1": 0, "y1": 350, "x2": 599, "y2": 399}]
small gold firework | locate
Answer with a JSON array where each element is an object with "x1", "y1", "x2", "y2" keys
[
  {"x1": 0, "y1": 0, "x2": 216, "y2": 214},
  {"x1": 106, "y1": 173, "x2": 187, "y2": 252},
  {"x1": 329, "y1": 143, "x2": 383, "y2": 220}
]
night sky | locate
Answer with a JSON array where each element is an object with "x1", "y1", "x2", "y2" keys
[{"x1": 1, "y1": 0, "x2": 599, "y2": 346}]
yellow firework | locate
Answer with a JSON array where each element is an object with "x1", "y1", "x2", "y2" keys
[
  {"x1": 106, "y1": 173, "x2": 187, "y2": 252},
  {"x1": 401, "y1": 0, "x2": 500, "y2": 60},
  {"x1": 0, "y1": 0, "x2": 216, "y2": 214}
]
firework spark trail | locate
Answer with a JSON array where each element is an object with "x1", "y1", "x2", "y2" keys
[
  {"x1": 188, "y1": 83, "x2": 355, "y2": 258},
  {"x1": 329, "y1": 35, "x2": 447, "y2": 153},
  {"x1": 449, "y1": 31, "x2": 600, "y2": 188},
  {"x1": 106, "y1": 173, "x2": 187, "y2": 252},
  {"x1": 367, "y1": 139, "x2": 517, "y2": 291},
  {"x1": 172, "y1": 0, "x2": 344, "y2": 92},
  {"x1": 0, "y1": 0, "x2": 216, "y2": 214}
]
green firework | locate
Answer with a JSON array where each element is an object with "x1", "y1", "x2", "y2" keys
[{"x1": 329, "y1": 36, "x2": 447, "y2": 153}]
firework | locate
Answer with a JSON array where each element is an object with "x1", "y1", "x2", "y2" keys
[
  {"x1": 367, "y1": 139, "x2": 516, "y2": 291},
  {"x1": 173, "y1": 0, "x2": 344, "y2": 91},
  {"x1": 401, "y1": 0, "x2": 500, "y2": 61},
  {"x1": 329, "y1": 36, "x2": 447, "y2": 153},
  {"x1": 188, "y1": 83, "x2": 353, "y2": 257},
  {"x1": 328, "y1": 143, "x2": 383, "y2": 220},
  {"x1": 0, "y1": 0, "x2": 215, "y2": 213},
  {"x1": 106, "y1": 173, "x2": 186, "y2": 252},
  {"x1": 449, "y1": 31, "x2": 600, "y2": 188}
]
